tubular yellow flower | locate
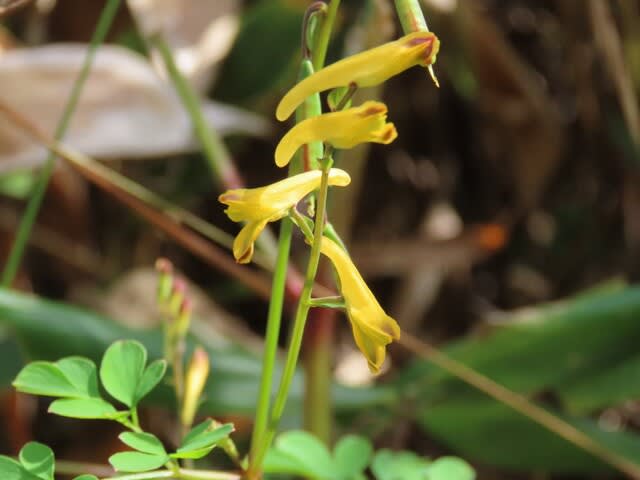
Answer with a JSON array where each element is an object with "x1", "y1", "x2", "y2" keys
[
  {"x1": 219, "y1": 169, "x2": 351, "y2": 264},
  {"x1": 320, "y1": 237, "x2": 400, "y2": 373},
  {"x1": 181, "y1": 347, "x2": 210, "y2": 428},
  {"x1": 276, "y1": 31, "x2": 440, "y2": 121},
  {"x1": 274, "y1": 101, "x2": 397, "y2": 168}
]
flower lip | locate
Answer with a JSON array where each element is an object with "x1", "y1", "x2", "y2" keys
[
  {"x1": 274, "y1": 101, "x2": 397, "y2": 168},
  {"x1": 361, "y1": 103, "x2": 387, "y2": 116},
  {"x1": 219, "y1": 169, "x2": 351, "y2": 263}
]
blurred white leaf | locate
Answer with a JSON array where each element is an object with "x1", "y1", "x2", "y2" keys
[
  {"x1": 0, "y1": 44, "x2": 269, "y2": 172},
  {"x1": 128, "y1": 0, "x2": 240, "y2": 91}
]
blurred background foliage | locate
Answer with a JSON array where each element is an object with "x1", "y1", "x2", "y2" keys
[{"x1": 1, "y1": 0, "x2": 640, "y2": 479}]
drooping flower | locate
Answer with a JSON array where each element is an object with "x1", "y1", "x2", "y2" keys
[
  {"x1": 320, "y1": 236, "x2": 400, "y2": 373},
  {"x1": 276, "y1": 31, "x2": 440, "y2": 121},
  {"x1": 274, "y1": 101, "x2": 397, "y2": 167},
  {"x1": 219, "y1": 169, "x2": 351, "y2": 264}
]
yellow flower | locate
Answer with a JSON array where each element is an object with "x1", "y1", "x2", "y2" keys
[
  {"x1": 274, "y1": 101, "x2": 397, "y2": 168},
  {"x1": 276, "y1": 32, "x2": 440, "y2": 121},
  {"x1": 219, "y1": 169, "x2": 351, "y2": 264},
  {"x1": 320, "y1": 237, "x2": 400, "y2": 373},
  {"x1": 181, "y1": 347, "x2": 209, "y2": 428}
]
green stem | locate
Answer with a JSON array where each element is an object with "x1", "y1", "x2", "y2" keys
[
  {"x1": 151, "y1": 34, "x2": 277, "y2": 260},
  {"x1": 394, "y1": 0, "x2": 428, "y2": 31},
  {"x1": 150, "y1": 35, "x2": 237, "y2": 189},
  {"x1": 311, "y1": 0, "x2": 341, "y2": 71},
  {"x1": 248, "y1": 218, "x2": 294, "y2": 467},
  {"x1": 101, "y1": 469, "x2": 241, "y2": 480},
  {"x1": 102, "y1": 471, "x2": 175, "y2": 480},
  {"x1": 250, "y1": 160, "x2": 332, "y2": 474},
  {"x1": 0, "y1": 0, "x2": 121, "y2": 287},
  {"x1": 130, "y1": 407, "x2": 141, "y2": 430}
]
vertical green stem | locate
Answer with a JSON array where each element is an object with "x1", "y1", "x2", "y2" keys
[
  {"x1": 303, "y1": 307, "x2": 333, "y2": 442},
  {"x1": 151, "y1": 34, "x2": 278, "y2": 259},
  {"x1": 249, "y1": 161, "x2": 332, "y2": 476},
  {"x1": 311, "y1": 0, "x2": 341, "y2": 71},
  {"x1": 1, "y1": 0, "x2": 122, "y2": 287},
  {"x1": 150, "y1": 35, "x2": 240, "y2": 190},
  {"x1": 394, "y1": 0, "x2": 429, "y2": 31},
  {"x1": 248, "y1": 218, "x2": 293, "y2": 466}
]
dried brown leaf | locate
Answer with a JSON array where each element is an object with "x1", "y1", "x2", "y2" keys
[
  {"x1": 0, "y1": 44, "x2": 269, "y2": 172},
  {"x1": 128, "y1": 0, "x2": 240, "y2": 91}
]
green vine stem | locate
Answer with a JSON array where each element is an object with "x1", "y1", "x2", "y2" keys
[
  {"x1": 248, "y1": 156, "x2": 333, "y2": 478},
  {"x1": 1, "y1": 0, "x2": 122, "y2": 287},
  {"x1": 248, "y1": 217, "x2": 294, "y2": 465},
  {"x1": 312, "y1": 0, "x2": 341, "y2": 71}
]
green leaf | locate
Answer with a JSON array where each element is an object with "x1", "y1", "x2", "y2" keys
[
  {"x1": 108, "y1": 452, "x2": 168, "y2": 473},
  {"x1": 19, "y1": 442, "x2": 54, "y2": 480},
  {"x1": 0, "y1": 455, "x2": 31, "y2": 480},
  {"x1": 48, "y1": 398, "x2": 117, "y2": 419},
  {"x1": 0, "y1": 332, "x2": 23, "y2": 388},
  {"x1": 13, "y1": 357, "x2": 99, "y2": 400},
  {"x1": 333, "y1": 435, "x2": 372, "y2": 479},
  {"x1": 172, "y1": 422, "x2": 234, "y2": 459},
  {"x1": 72, "y1": 476, "x2": 99, "y2": 480},
  {"x1": 56, "y1": 357, "x2": 100, "y2": 397},
  {"x1": 371, "y1": 450, "x2": 430, "y2": 480},
  {"x1": 558, "y1": 353, "x2": 640, "y2": 414},
  {"x1": 419, "y1": 399, "x2": 640, "y2": 473},
  {"x1": 119, "y1": 432, "x2": 166, "y2": 456},
  {"x1": 13, "y1": 363, "x2": 80, "y2": 398},
  {"x1": 134, "y1": 359, "x2": 167, "y2": 405},
  {"x1": 0, "y1": 288, "x2": 393, "y2": 417},
  {"x1": 263, "y1": 431, "x2": 333, "y2": 479},
  {"x1": 100, "y1": 340, "x2": 147, "y2": 407},
  {"x1": 425, "y1": 457, "x2": 475, "y2": 480}
]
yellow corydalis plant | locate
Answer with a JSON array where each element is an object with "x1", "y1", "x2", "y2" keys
[
  {"x1": 320, "y1": 237, "x2": 401, "y2": 373},
  {"x1": 276, "y1": 31, "x2": 440, "y2": 121},
  {"x1": 274, "y1": 101, "x2": 397, "y2": 168},
  {"x1": 219, "y1": 169, "x2": 351, "y2": 264}
]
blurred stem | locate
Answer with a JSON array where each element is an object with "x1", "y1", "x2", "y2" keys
[
  {"x1": 249, "y1": 155, "x2": 332, "y2": 477},
  {"x1": 151, "y1": 34, "x2": 277, "y2": 260},
  {"x1": 311, "y1": 0, "x2": 341, "y2": 71},
  {"x1": 150, "y1": 34, "x2": 240, "y2": 189},
  {"x1": 101, "y1": 469, "x2": 241, "y2": 480},
  {"x1": 0, "y1": 0, "x2": 121, "y2": 287}
]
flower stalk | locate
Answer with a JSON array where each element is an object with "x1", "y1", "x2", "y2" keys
[{"x1": 247, "y1": 155, "x2": 333, "y2": 477}]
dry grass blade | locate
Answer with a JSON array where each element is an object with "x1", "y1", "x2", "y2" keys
[
  {"x1": 400, "y1": 333, "x2": 640, "y2": 479},
  {"x1": 0, "y1": 97, "x2": 337, "y2": 303},
  {"x1": 0, "y1": 0, "x2": 33, "y2": 18}
]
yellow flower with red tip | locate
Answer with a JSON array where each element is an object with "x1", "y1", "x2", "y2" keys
[
  {"x1": 274, "y1": 101, "x2": 397, "y2": 168},
  {"x1": 219, "y1": 169, "x2": 351, "y2": 264},
  {"x1": 276, "y1": 31, "x2": 440, "y2": 121},
  {"x1": 320, "y1": 237, "x2": 400, "y2": 373}
]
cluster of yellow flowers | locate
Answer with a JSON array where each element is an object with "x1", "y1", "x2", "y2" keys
[{"x1": 219, "y1": 31, "x2": 440, "y2": 373}]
